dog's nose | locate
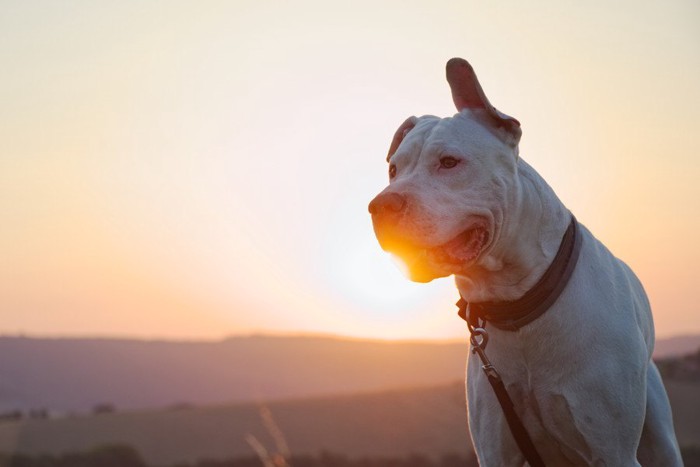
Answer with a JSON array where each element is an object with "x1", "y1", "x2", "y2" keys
[{"x1": 368, "y1": 192, "x2": 406, "y2": 215}]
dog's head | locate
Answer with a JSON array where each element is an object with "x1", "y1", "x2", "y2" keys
[{"x1": 368, "y1": 58, "x2": 522, "y2": 283}]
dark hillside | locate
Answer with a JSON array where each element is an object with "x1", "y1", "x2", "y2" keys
[
  {"x1": 0, "y1": 335, "x2": 468, "y2": 412},
  {"x1": 0, "y1": 334, "x2": 694, "y2": 413}
]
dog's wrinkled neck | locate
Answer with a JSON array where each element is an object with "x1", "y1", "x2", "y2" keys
[{"x1": 455, "y1": 158, "x2": 570, "y2": 303}]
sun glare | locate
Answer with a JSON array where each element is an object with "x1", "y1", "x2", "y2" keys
[
  {"x1": 321, "y1": 217, "x2": 447, "y2": 321},
  {"x1": 389, "y1": 253, "x2": 411, "y2": 279},
  {"x1": 1, "y1": 1, "x2": 697, "y2": 340}
]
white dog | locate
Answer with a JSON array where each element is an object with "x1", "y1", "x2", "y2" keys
[{"x1": 369, "y1": 58, "x2": 682, "y2": 466}]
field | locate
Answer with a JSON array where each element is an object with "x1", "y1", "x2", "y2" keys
[{"x1": 0, "y1": 379, "x2": 697, "y2": 465}]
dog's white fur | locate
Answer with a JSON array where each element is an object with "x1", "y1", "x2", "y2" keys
[{"x1": 370, "y1": 62, "x2": 682, "y2": 465}]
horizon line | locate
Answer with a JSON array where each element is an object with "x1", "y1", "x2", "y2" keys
[{"x1": 0, "y1": 330, "x2": 697, "y2": 344}]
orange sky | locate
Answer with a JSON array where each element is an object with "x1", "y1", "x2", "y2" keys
[{"x1": 1, "y1": 1, "x2": 699, "y2": 340}]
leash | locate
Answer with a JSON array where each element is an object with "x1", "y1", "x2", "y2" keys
[
  {"x1": 458, "y1": 298, "x2": 546, "y2": 467},
  {"x1": 454, "y1": 215, "x2": 581, "y2": 464}
]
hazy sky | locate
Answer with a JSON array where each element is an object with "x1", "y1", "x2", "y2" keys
[{"x1": 1, "y1": 1, "x2": 699, "y2": 340}]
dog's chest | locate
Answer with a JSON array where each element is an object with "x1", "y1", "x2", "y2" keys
[{"x1": 466, "y1": 342, "x2": 598, "y2": 465}]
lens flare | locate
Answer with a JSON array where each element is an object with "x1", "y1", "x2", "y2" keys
[{"x1": 389, "y1": 253, "x2": 411, "y2": 278}]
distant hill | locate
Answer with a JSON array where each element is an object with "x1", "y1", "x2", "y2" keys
[
  {"x1": 0, "y1": 334, "x2": 697, "y2": 413},
  {"x1": 657, "y1": 347, "x2": 700, "y2": 382},
  {"x1": 654, "y1": 334, "x2": 700, "y2": 359},
  {"x1": 0, "y1": 379, "x2": 696, "y2": 466},
  {"x1": 0, "y1": 335, "x2": 469, "y2": 412}
]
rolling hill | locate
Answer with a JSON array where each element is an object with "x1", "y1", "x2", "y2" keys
[
  {"x1": 0, "y1": 379, "x2": 697, "y2": 466},
  {"x1": 0, "y1": 335, "x2": 469, "y2": 412},
  {"x1": 0, "y1": 383, "x2": 471, "y2": 465},
  {"x1": 0, "y1": 334, "x2": 697, "y2": 413}
]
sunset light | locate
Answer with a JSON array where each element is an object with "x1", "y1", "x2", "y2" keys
[{"x1": 1, "y1": 1, "x2": 698, "y2": 342}]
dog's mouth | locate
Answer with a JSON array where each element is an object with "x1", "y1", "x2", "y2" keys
[
  {"x1": 379, "y1": 221, "x2": 491, "y2": 283},
  {"x1": 429, "y1": 224, "x2": 490, "y2": 266}
]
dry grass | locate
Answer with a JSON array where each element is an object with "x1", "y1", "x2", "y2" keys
[{"x1": 245, "y1": 406, "x2": 291, "y2": 467}]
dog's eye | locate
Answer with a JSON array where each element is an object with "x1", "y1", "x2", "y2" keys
[
  {"x1": 389, "y1": 164, "x2": 397, "y2": 179},
  {"x1": 440, "y1": 156, "x2": 460, "y2": 169}
]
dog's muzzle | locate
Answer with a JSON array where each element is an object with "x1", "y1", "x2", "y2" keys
[
  {"x1": 367, "y1": 191, "x2": 410, "y2": 253},
  {"x1": 369, "y1": 189, "x2": 492, "y2": 282}
]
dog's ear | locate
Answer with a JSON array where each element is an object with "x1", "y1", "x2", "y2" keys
[
  {"x1": 386, "y1": 116, "x2": 417, "y2": 162},
  {"x1": 446, "y1": 58, "x2": 521, "y2": 146}
]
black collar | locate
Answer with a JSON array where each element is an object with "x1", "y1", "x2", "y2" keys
[{"x1": 457, "y1": 215, "x2": 582, "y2": 331}]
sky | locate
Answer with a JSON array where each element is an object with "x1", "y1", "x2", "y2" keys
[{"x1": 1, "y1": 0, "x2": 699, "y2": 341}]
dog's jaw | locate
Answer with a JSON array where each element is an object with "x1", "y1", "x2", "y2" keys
[
  {"x1": 373, "y1": 217, "x2": 494, "y2": 283},
  {"x1": 433, "y1": 223, "x2": 490, "y2": 265}
]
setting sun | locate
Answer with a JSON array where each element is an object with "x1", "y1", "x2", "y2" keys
[{"x1": 1, "y1": 0, "x2": 698, "y2": 341}]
